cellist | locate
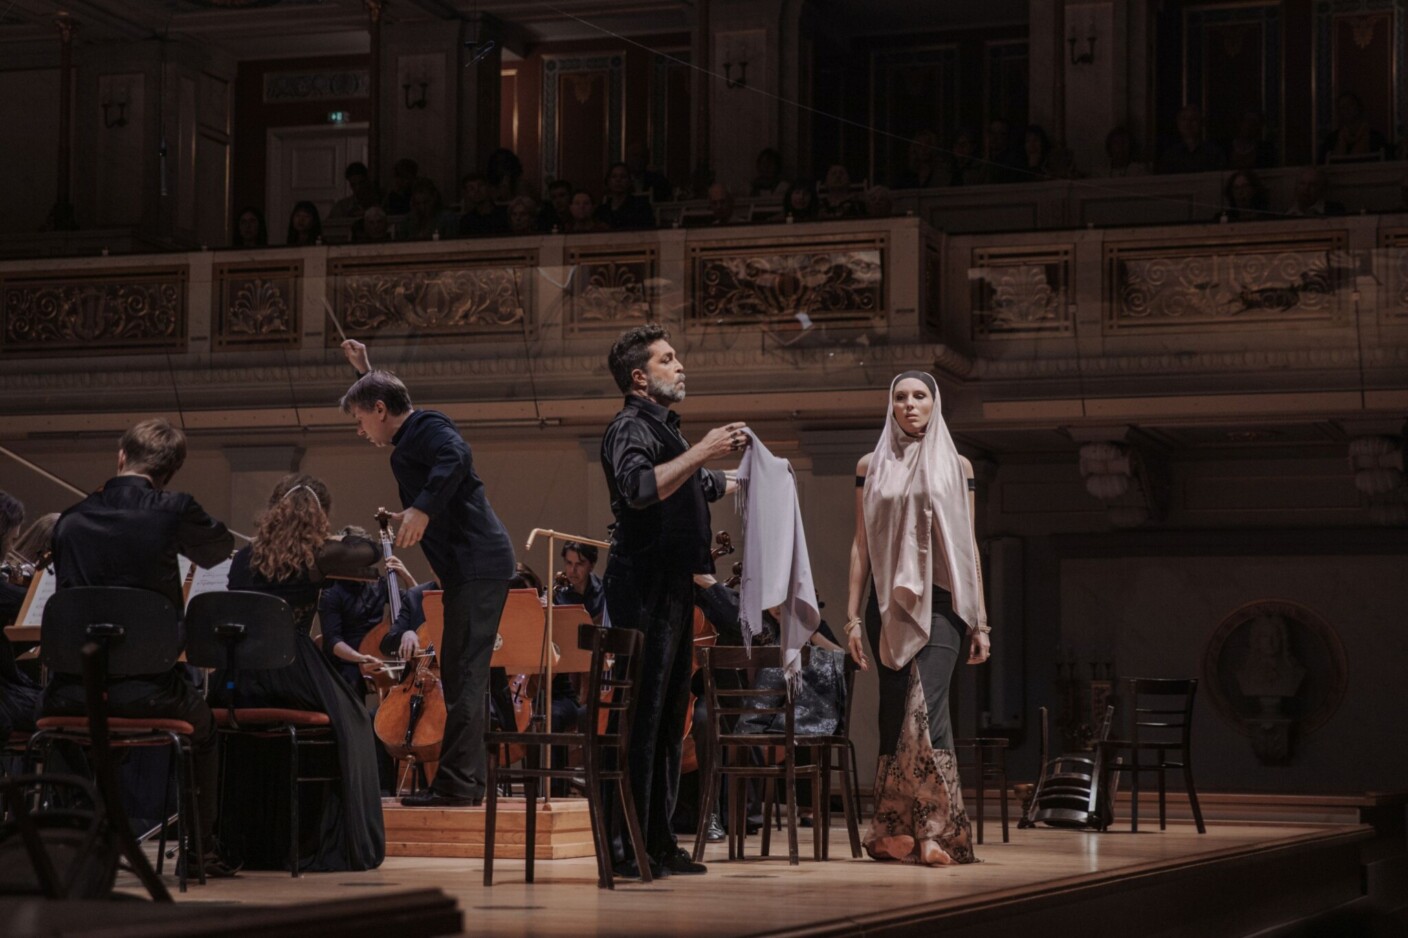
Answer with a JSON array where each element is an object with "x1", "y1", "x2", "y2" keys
[{"x1": 317, "y1": 524, "x2": 415, "y2": 693}]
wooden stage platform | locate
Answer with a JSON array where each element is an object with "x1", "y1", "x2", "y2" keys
[{"x1": 100, "y1": 818, "x2": 1385, "y2": 937}]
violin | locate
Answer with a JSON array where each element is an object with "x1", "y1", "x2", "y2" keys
[
  {"x1": 2, "y1": 548, "x2": 49, "y2": 589},
  {"x1": 681, "y1": 531, "x2": 735, "y2": 774}
]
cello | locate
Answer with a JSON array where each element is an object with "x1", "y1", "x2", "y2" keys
[
  {"x1": 371, "y1": 508, "x2": 447, "y2": 792},
  {"x1": 680, "y1": 531, "x2": 735, "y2": 774}
]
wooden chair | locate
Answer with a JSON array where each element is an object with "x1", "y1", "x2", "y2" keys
[
  {"x1": 1100, "y1": 678, "x2": 1206, "y2": 834},
  {"x1": 1021, "y1": 704, "x2": 1116, "y2": 831},
  {"x1": 799, "y1": 659, "x2": 862, "y2": 859},
  {"x1": 28, "y1": 587, "x2": 199, "y2": 892},
  {"x1": 483, "y1": 624, "x2": 651, "y2": 889},
  {"x1": 954, "y1": 737, "x2": 1010, "y2": 844},
  {"x1": 184, "y1": 590, "x2": 338, "y2": 877},
  {"x1": 693, "y1": 645, "x2": 825, "y2": 866}
]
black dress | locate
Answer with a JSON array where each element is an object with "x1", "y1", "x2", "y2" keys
[{"x1": 211, "y1": 538, "x2": 385, "y2": 872}]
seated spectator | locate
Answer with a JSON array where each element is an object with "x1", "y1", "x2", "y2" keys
[
  {"x1": 1101, "y1": 126, "x2": 1149, "y2": 177},
  {"x1": 625, "y1": 142, "x2": 672, "y2": 203},
  {"x1": 1226, "y1": 109, "x2": 1276, "y2": 170},
  {"x1": 1045, "y1": 141, "x2": 1081, "y2": 179},
  {"x1": 485, "y1": 147, "x2": 524, "y2": 201},
  {"x1": 594, "y1": 162, "x2": 655, "y2": 229},
  {"x1": 705, "y1": 183, "x2": 737, "y2": 225},
  {"x1": 983, "y1": 119, "x2": 1025, "y2": 183},
  {"x1": 384, "y1": 157, "x2": 418, "y2": 215},
  {"x1": 818, "y1": 164, "x2": 864, "y2": 219},
  {"x1": 396, "y1": 178, "x2": 457, "y2": 240},
  {"x1": 1157, "y1": 105, "x2": 1225, "y2": 174},
  {"x1": 944, "y1": 128, "x2": 983, "y2": 185},
  {"x1": 1319, "y1": 92, "x2": 1390, "y2": 163},
  {"x1": 328, "y1": 161, "x2": 381, "y2": 221},
  {"x1": 1286, "y1": 167, "x2": 1345, "y2": 217},
  {"x1": 232, "y1": 206, "x2": 268, "y2": 248},
  {"x1": 539, "y1": 179, "x2": 572, "y2": 232},
  {"x1": 352, "y1": 206, "x2": 392, "y2": 243},
  {"x1": 507, "y1": 195, "x2": 541, "y2": 235},
  {"x1": 566, "y1": 189, "x2": 609, "y2": 233},
  {"x1": 895, "y1": 131, "x2": 943, "y2": 189},
  {"x1": 750, "y1": 147, "x2": 788, "y2": 196},
  {"x1": 1021, "y1": 124, "x2": 1053, "y2": 178},
  {"x1": 286, "y1": 200, "x2": 322, "y2": 246},
  {"x1": 864, "y1": 185, "x2": 894, "y2": 218},
  {"x1": 458, "y1": 172, "x2": 509, "y2": 236},
  {"x1": 780, "y1": 178, "x2": 818, "y2": 221},
  {"x1": 1218, "y1": 169, "x2": 1271, "y2": 221}
]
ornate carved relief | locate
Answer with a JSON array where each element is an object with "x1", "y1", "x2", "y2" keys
[
  {"x1": 688, "y1": 235, "x2": 885, "y2": 327},
  {"x1": 328, "y1": 251, "x2": 536, "y2": 341},
  {"x1": 1, "y1": 267, "x2": 186, "y2": 354},
  {"x1": 1377, "y1": 228, "x2": 1408, "y2": 322},
  {"x1": 263, "y1": 69, "x2": 369, "y2": 102},
  {"x1": 971, "y1": 245, "x2": 1073, "y2": 338},
  {"x1": 566, "y1": 246, "x2": 655, "y2": 331},
  {"x1": 1105, "y1": 232, "x2": 1351, "y2": 333},
  {"x1": 213, "y1": 261, "x2": 302, "y2": 347}
]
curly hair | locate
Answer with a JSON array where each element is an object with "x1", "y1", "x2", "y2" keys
[
  {"x1": 607, "y1": 322, "x2": 669, "y2": 392},
  {"x1": 250, "y1": 474, "x2": 333, "y2": 582}
]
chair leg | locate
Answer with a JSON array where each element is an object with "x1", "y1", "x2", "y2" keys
[
  {"x1": 692, "y1": 752, "x2": 719, "y2": 863},
  {"x1": 1130, "y1": 750, "x2": 1141, "y2": 833},
  {"x1": 524, "y1": 776, "x2": 538, "y2": 884},
  {"x1": 818, "y1": 746, "x2": 832, "y2": 861},
  {"x1": 1183, "y1": 755, "x2": 1206, "y2": 834},
  {"x1": 172, "y1": 733, "x2": 205, "y2": 890},
  {"x1": 287, "y1": 727, "x2": 301, "y2": 877},
  {"x1": 759, "y1": 778, "x2": 773, "y2": 857},
  {"x1": 616, "y1": 772, "x2": 652, "y2": 884},
  {"x1": 483, "y1": 751, "x2": 498, "y2": 886},
  {"x1": 811, "y1": 764, "x2": 824, "y2": 862},
  {"x1": 729, "y1": 776, "x2": 743, "y2": 861},
  {"x1": 837, "y1": 744, "x2": 861, "y2": 858},
  {"x1": 172, "y1": 741, "x2": 188, "y2": 894},
  {"x1": 997, "y1": 759, "x2": 1010, "y2": 844},
  {"x1": 1157, "y1": 751, "x2": 1168, "y2": 831},
  {"x1": 785, "y1": 761, "x2": 800, "y2": 866},
  {"x1": 974, "y1": 744, "x2": 987, "y2": 846},
  {"x1": 155, "y1": 754, "x2": 173, "y2": 875},
  {"x1": 578, "y1": 747, "x2": 609, "y2": 889}
]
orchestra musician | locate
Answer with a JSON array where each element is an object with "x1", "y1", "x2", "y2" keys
[
  {"x1": 341, "y1": 340, "x2": 516, "y2": 808},
  {"x1": 547, "y1": 541, "x2": 603, "y2": 794},
  {"x1": 317, "y1": 525, "x2": 413, "y2": 693},
  {"x1": 599, "y1": 323, "x2": 748, "y2": 878},
  {"x1": 41, "y1": 419, "x2": 236, "y2": 878},
  {"x1": 213, "y1": 475, "x2": 386, "y2": 872},
  {"x1": 0, "y1": 491, "x2": 41, "y2": 742}
]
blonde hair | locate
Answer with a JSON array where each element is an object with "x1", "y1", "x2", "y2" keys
[{"x1": 249, "y1": 474, "x2": 332, "y2": 582}]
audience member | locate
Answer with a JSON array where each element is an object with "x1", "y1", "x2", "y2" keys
[
  {"x1": 566, "y1": 189, "x2": 608, "y2": 233},
  {"x1": 864, "y1": 185, "x2": 894, "y2": 218},
  {"x1": 507, "y1": 195, "x2": 541, "y2": 235},
  {"x1": 1219, "y1": 169, "x2": 1271, "y2": 221},
  {"x1": 818, "y1": 164, "x2": 864, "y2": 219},
  {"x1": 384, "y1": 158, "x2": 419, "y2": 215},
  {"x1": 232, "y1": 206, "x2": 268, "y2": 248},
  {"x1": 539, "y1": 179, "x2": 572, "y2": 232},
  {"x1": 352, "y1": 206, "x2": 392, "y2": 243},
  {"x1": 625, "y1": 142, "x2": 672, "y2": 203},
  {"x1": 1226, "y1": 110, "x2": 1276, "y2": 170},
  {"x1": 1101, "y1": 126, "x2": 1148, "y2": 177},
  {"x1": 328, "y1": 162, "x2": 381, "y2": 221},
  {"x1": 1021, "y1": 124, "x2": 1053, "y2": 178},
  {"x1": 944, "y1": 128, "x2": 983, "y2": 185},
  {"x1": 750, "y1": 147, "x2": 788, "y2": 196},
  {"x1": 458, "y1": 172, "x2": 509, "y2": 236},
  {"x1": 1319, "y1": 92, "x2": 1390, "y2": 163},
  {"x1": 706, "y1": 183, "x2": 738, "y2": 225},
  {"x1": 286, "y1": 200, "x2": 323, "y2": 246},
  {"x1": 1157, "y1": 105, "x2": 1225, "y2": 174},
  {"x1": 396, "y1": 178, "x2": 457, "y2": 240},
  {"x1": 781, "y1": 178, "x2": 819, "y2": 221},
  {"x1": 983, "y1": 119, "x2": 1025, "y2": 183},
  {"x1": 594, "y1": 162, "x2": 655, "y2": 229},
  {"x1": 485, "y1": 147, "x2": 524, "y2": 201},
  {"x1": 895, "y1": 131, "x2": 943, "y2": 189},
  {"x1": 1286, "y1": 167, "x2": 1345, "y2": 217}
]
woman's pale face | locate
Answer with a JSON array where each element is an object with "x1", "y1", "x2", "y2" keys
[
  {"x1": 292, "y1": 209, "x2": 314, "y2": 232},
  {"x1": 892, "y1": 378, "x2": 934, "y2": 436},
  {"x1": 238, "y1": 211, "x2": 260, "y2": 242},
  {"x1": 570, "y1": 193, "x2": 594, "y2": 220}
]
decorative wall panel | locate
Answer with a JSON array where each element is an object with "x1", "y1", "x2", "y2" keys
[
  {"x1": 1376, "y1": 227, "x2": 1408, "y2": 322},
  {"x1": 688, "y1": 235, "x2": 885, "y2": 327},
  {"x1": 328, "y1": 251, "x2": 536, "y2": 341},
  {"x1": 1, "y1": 266, "x2": 187, "y2": 354},
  {"x1": 542, "y1": 54, "x2": 624, "y2": 189},
  {"x1": 566, "y1": 245, "x2": 656, "y2": 332},
  {"x1": 1184, "y1": 3, "x2": 1282, "y2": 157},
  {"x1": 1315, "y1": 1, "x2": 1404, "y2": 151},
  {"x1": 1105, "y1": 232, "x2": 1351, "y2": 333},
  {"x1": 263, "y1": 69, "x2": 370, "y2": 102},
  {"x1": 871, "y1": 45, "x2": 960, "y2": 186},
  {"x1": 213, "y1": 260, "x2": 302, "y2": 347},
  {"x1": 971, "y1": 245, "x2": 1073, "y2": 338}
]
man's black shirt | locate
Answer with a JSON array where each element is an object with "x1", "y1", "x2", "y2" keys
[
  {"x1": 600, "y1": 395, "x2": 725, "y2": 573},
  {"x1": 52, "y1": 475, "x2": 233, "y2": 610},
  {"x1": 389, "y1": 410, "x2": 515, "y2": 585}
]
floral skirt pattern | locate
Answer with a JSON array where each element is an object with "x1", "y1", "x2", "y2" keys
[{"x1": 863, "y1": 663, "x2": 975, "y2": 864}]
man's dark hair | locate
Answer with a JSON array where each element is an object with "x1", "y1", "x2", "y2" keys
[
  {"x1": 120, "y1": 418, "x2": 187, "y2": 487},
  {"x1": 607, "y1": 322, "x2": 669, "y2": 393},
  {"x1": 393, "y1": 157, "x2": 418, "y2": 177},
  {"x1": 0, "y1": 490, "x2": 24, "y2": 549},
  {"x1": 460, "y1": 171, "x2": 486, "y2": 189},
  {"x1": 345, "y1": 161, "x2": 369, "y2": 180},
  {"x1": 605, "y1": 161, "x2": 631, "y2": 180},
  {"x1": 547, "y1": 178, "x2": 572, "y2": 194},
  {"x1": 561, "y1": 541, "x2": 598, "y2": 566},
  {"x1": 340, "y1": 370, "x2": 413, "y2": 416}
]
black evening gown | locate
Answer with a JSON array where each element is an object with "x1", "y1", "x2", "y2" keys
[{"x1": 211, "y1": 538, "x2": 385, "y2": 872}]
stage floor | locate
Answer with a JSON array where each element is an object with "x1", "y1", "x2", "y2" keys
[{"x1": 118, "y1": 818, "x2": 1364, "y2": 937}]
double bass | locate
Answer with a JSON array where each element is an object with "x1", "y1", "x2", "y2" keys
[
  {"x1": 681, "y1": 531, "x2": 735, "y2": 774},
  {"x1": 370, "y1": 508, "x2": 446, "y2": 791}
]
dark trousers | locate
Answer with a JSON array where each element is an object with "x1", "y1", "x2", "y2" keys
[
  {"x1": 41, "y1": 669, "x2": 219, "y2": 842},
  {"x1": 433, "y1": 578, "x2": 510, "y2": 800},
  {"x1": 604, "y1": 565, "x2": 695, "y2": 860}
]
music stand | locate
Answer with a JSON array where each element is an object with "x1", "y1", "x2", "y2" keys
[{"x1": 550, "y1": 604, "x2": 596, "y2": 675}]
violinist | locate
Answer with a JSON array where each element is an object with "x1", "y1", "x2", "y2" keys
[
  {"x1": 547, "y1": 543, "x2": 603, "y2": 794},
  {"x1": 341, "y1": 342, "x2": 516, "y2": 809},
  {"x1": 317, "y1": 525, "x2": 413, "y2": 693},
  {"x1": 0, "y1": 491, "x2": 41, "y2": 742},
  {"x1": 214, "y1": 474, "x2": 385, "y2": 872}
]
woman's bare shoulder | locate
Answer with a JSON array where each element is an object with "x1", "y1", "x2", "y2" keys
[{"x1": 856, "y1": 453, "x2": 872, "y2": 476}]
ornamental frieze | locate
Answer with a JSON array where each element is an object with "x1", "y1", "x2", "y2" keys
[
  {"x1": 1, "y1": 266, "x2": 186, "y2": 355},
  {"x1": 565, "y1": 246, "x2": 655, "y2": 331},
  {"x1": 213, "y1": 261, "x2": 301, "y2": 347},
  {"x1": 1105, "y1": 231, "x2": 1351, "y2": 332},
  {"x1": 970, "y1": 245, "x2": 1074, "y2": 338},
  {"x1": 1376, "y1": 228, "x2": 1408, "y2": 323},
  {"x1": 328, "y1": 251, "x2": 537, "y2": 341}
]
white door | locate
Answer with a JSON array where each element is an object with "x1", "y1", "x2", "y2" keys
[{"x1": 266, "y1": 124, "x2": 367, "y2": 244}]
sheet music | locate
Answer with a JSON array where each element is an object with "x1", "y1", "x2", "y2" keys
[
  {"x1": 185, "y1": 557, "x2": 233, "y2": 608},
  {"x1": 20, "y1": 568, "x2": 56, "y2": 627},
  {"x1": 178, "y1": 555, "x2": 193, "y2": 582}
]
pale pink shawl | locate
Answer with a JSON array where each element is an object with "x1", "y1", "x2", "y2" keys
[{"x1": 862, "y1": 373, "x2": 985, "y2": 669}]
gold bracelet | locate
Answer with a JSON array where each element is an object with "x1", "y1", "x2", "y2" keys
[
  {"x1": 975, "y1": 624, "x2": 992, "y2": 634},
  {"x1": 844, "y1": 616, "x2": 863, "y2": 635}
]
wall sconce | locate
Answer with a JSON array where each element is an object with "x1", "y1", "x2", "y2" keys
[
  {"x1": 723, "y1": 59, "x2": 748, "y2": 90},
  {"x1": 402, "y1": 79, "x2": 428, "y2": 109},
  {"x1": 1068, "y1": 30, "x2": 1097, "y2": 66}
]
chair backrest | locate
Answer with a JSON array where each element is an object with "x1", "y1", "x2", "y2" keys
[
  {"x1": 1123, "y1": 677, "x2": 1198, "y2": 748},
  {"x1": 698, "y1": 644, "x2": 813, "y2": 742},
  {"x1": 41, "y1": 587, "x2": 181, "y2": 678},
  {"x1": 580, "y1": 624, "x2": 644, "y2": 750},
  {"x1": 184, "y1": 590, "x2": 298, "y2": 672}
]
